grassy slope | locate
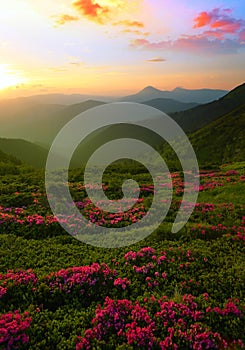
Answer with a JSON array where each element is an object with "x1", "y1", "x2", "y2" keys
[
  {"x1": 0, "y1": 138, "x2": 48, "y2": 168},
  {"x1": 171, "y1": 82, "x2": 245, "y2": 133},
  {"x1": 189, "y1": 104, "x2": 245, "y2": 165}
]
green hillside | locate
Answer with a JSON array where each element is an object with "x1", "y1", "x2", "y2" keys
[
  {"x1": 171, "y1": 82, "x2": 245, "y2": 133},
  {"x1": 189, "y1": 104, "x2": 245, "y2": 165},
  {"x1": 0, "y1": 149, "x2": 27, "y2": 175},
  {"x1": 160, "y1": 103, "x2": 245, "y2": 169},
  {"x1": 0, "y1": 148, "x2": 21, "y2": 165},
  {"x1": 0, "y1": 100, "x2": 105, "y2": 145},
  {"x1": 0, "y1": 138, "x2": 48, "y2": 168},
  {"x1": 142, "y1": 98, "x2": 199, "y2": 113}
]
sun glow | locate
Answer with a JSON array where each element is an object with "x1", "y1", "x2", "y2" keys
[{"x1": 0, "y1": 65, "x2": 27, "y2": 90}]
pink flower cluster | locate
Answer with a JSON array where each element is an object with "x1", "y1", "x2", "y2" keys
[
  {"x1": 77, "y1": 197, "x2": 147, "y2": 226},
  {"x1": 199, "y1": 182, "x2": 224, "y2": 191},
  {"x1": 76, "y1": 294, "x2": 244, "y2": 349},
  {"x1": 0, "y1": 269, "x2": 37, "y2": 286},
  {"x1": 191, "y1": 223, "x2": 245, "y2": 241},
  {"x1": 0, "y1": 206, "x2": 58, "y2": 226},
  {"x1": 198, "y1": 168, "x2": 243, "y2": 191},
  {"x1": 206, "y1": 299, "x2": 243, "y2": 317},
  {"x1": 0, "y1": 311, "x2": 32, "y2": 349},
  {"x1": 0, "y1": 269, "x2": 37, "y2": 299},
  {"x1": 113, "y1": 277, "x2": 131, "y2": 290},
  {"x1": 46, "y1": 263, "x2": 118, "y2": 295},
  {"x1": 124, "y1": 247, "x2": 196, "y2": 289}
]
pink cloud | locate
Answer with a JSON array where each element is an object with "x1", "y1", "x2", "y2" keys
[
  {"x1": 210, "y1": 20, "x2": 242, "y2": 33},
  {"x1": 202, "y1": 30, "x2": 225, "y2": 40},
  {"x1": 130, "y1": 35, "x2": 242, "y2": 54},
  {"x1": 193, "y1": 8, "x2": 244, "y2": 35},
  {"x1": 240, "y1": 30, "x2": 245, "y2": 42},
  {"x1": 193, "y1": 11, "x2": 212, "y2": 28},
  {"x1": 129, "y1": 8, "x2": 245, "y2": 55}
]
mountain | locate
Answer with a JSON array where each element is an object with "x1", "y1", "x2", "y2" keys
[
  {"x1": 170, "y1": 87, "x2": 228, "y2": 104},
  {"x1": 142, "y1": 98, "x2": 199, "y2": 113},
  {"x1": 0, "y1": 101, "x2": 64, "y2": 142},
  {"x1": 120, "y1": 86, "x2": 228, "y2": 104},
  {"x1": 189, "y1": 104, "x2": 245, "y2": 165},
  {"x1": 171, "y1": 82, "x2": 245, "y2": 133},
  {"x1": 0, "y1": 100, "x2": 105, "y2": 145},
  {"x1": 1, "y1": 93, "x2": 114, "y2": 105},
  {"x1": 0, "y1": 138, "x2": 49, "y2": 168}
]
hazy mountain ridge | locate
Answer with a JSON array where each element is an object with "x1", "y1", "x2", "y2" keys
[
  {"x1": 0, "y1": 85, "x2": 228, "y2": 107},
  {"x1": 171, "y1": 82, "x2": 245, "y2": 133},
  {"x1": 0, "y1": 100, "x2": 105, "y2": 145},
  {"x1": 143, "y1": 98, "x2": 199, "y2": 113},
  {"x1": 0, "y1": 83, "x2": 244, "y2": 168},
  {"x1": 119, "y1": 86, "x2": 228, "y2": 104},
  {"x1": 0, "y1": 93, "x2": 113, "y2": 106}
]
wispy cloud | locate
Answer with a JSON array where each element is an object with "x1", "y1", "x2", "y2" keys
[
  {"x1": 130, "y1": 36, "x2": 242, "y2": 54},
  {"x1": 145, "y1": 57, "x2": 166, "y2": 62},
  {"x1": 122, "y1": 29, "x2": 149, "y2": 36},
  {"x1": 53, "y1": 14, "x2": 79, "y2": 26},
  {"x1": 240, "y1": 29, "x2": 245, "y2": 43},
  {"x1": 113, "y1": 20, "x2": 144, "y2": 28}
]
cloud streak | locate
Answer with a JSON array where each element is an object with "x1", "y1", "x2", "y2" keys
[
  {"x1": 122, "y1": 29, "x2": 149, "y2": 36},
  {"x1": 113, "y1": 20, "x2": 144, "y2": 28},
  {"x1": 130, "y1": 36, "x2": 243, "y2": 54},
  {"x1": 53, "y1": 14, "x2": 79, "y2": 26},
  {"x1": 145, "y1": 57, "x2": 166, "y2": 62}
]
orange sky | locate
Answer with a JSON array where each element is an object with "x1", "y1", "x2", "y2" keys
[{"x1": 0, "y1": 0, "x2": 245, "y2": 98}]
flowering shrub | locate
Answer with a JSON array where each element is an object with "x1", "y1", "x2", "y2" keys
[
  {"x1": 76, "y1": 294, "x2": 244, "y2": 349},
  {"x1": 43, "y1": 263, "x2": 122, "y2": 308},
  {"x1": 0, "y1": 269, "x2": 38, "y2": 310},
  {"x1": 0, "y1": 311, "x2": 32, "y2": 349},
  {"x1": 191, "y1": 223, "x2": 245, "y2": 241},
  {"x1": 0, "y1": 164, "x2": 244, "y2": 348}
]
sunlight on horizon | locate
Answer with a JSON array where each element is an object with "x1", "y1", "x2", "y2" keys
[{"x1": 0, "y1": 65, "x2": 27, "y2": 91}]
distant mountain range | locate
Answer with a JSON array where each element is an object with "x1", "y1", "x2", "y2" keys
[
  {"x1": 119, "y1": 86, "x2": 228, "y2": 104},
  {"x1": 2, "y1": 93, "x2": 113, "y2": 105},
  {"x1": 0, "y1": 86, "x2": 230, "y2": 145},
  {"x1": 143, "y1": 98, "x2": 199, "y2": 113},
  {"x1": 0, "y1": 83, "x2": 244, "y2": 168},
  {"x1": 1, "y1": 85, "x2": 228, "y2": 106}
]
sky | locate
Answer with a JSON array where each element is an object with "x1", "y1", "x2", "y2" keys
[{"x1": 0, "y1": 0, "x2": 245, "y2": 98}]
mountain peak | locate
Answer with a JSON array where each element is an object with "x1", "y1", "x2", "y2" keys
[{"x1": 141, "y1": 86, "x2": 162, "y2": 93}]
